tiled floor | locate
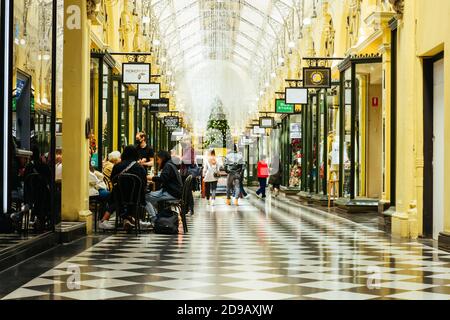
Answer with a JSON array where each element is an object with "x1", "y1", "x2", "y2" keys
[{"x1": 1, "y1": 195, "x2": 450, "y2": 300}]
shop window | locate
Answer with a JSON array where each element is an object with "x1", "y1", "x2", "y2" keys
[
  {"x1": 289, "y1": 114, "x2": 302, "y2": 189},
  {"x1": 3, "y1": 0, "x2": 61, "y2": 236}
]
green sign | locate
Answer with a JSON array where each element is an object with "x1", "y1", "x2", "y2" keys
[{"x1": 275, "y1": 99, "x2": 295, "y2": 114}]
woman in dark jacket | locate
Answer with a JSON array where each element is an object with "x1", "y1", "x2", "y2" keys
[
  {"x1": 100, "y1": 145, "x2": 147, "y2": 230},
  {"x1": 145, "y1": 151, "x2": 183, "y2": 222}
]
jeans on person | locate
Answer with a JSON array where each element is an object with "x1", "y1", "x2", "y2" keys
[
  {"x1": 145, "y1": 189, "x2": 177, "y2": 222},
  {"x1": 98, "y1": 188, "x2": 110, "y2": 200},
  {"x1": 205, "y1": 181, "x2": 218, "y2": 200},
  {"x1": 226, "y1": 173, "x2": 241, "y2": 200},
  {"x1": 232, "y1": 181, "x2": 248, "y2": 198},
  {"x1": 256, "y1": 178, "x2": 267, "y2": 198}
]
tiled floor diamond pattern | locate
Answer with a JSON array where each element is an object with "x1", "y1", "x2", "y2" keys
[{"x1": 2, "y1": 197, "x2": 450, "y2": 300}]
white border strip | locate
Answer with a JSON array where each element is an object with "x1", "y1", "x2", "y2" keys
[{"x1": 3, "y1": 0, "x2": 10, "y2": 213}]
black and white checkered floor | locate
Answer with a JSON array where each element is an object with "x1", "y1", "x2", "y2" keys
[{"x1": 2, "y1": 196, "x2": 450, "y2": 300}]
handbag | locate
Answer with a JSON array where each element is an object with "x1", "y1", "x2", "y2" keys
[{"x1": 154, "y1": 209, "x2": 179, "y2": 234}]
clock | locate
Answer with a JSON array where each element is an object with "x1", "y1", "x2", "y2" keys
[
  {"x1": 303, "y1": 67, "x2": 331, "y2": 88},
  {"x1": 310, "y1": 71, "x2": 325, "y2": 85}
]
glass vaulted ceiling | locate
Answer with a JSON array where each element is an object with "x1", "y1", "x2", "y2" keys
[{"x1": 144, "y1": 0, "x2": 299, "y2": 131}]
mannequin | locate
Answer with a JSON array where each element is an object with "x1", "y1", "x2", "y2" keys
[{"x1": 327, "y1": 131, "x2": 339, "y2": 180}]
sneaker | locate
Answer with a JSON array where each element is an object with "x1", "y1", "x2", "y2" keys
[
  {"x1": 99, "y1": 220, "x2": 115, "y2": 230},
  {"x1": 211, "y1": 199, "x2": 215, "y2": 206},
  {"x1": 234, "y1": 198, "x2": 239, "y2": 206},
  {"x1": 226, "y1": 199, "x2": 231, "y2": 206},
  {"x1": 244, "y1": 194, "x2": 250, "y2": 199}
]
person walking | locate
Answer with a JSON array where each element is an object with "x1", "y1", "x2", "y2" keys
[
  {"x1": 256, "y1": 155, "x2": 269, "y2": 199},
  {"x1": 269, "y1": 156, "x2": 282, "y2": 197},
  {"x1": 203, "y1": 149, "x2": 220, "y2": 206},
  {"x1": 224, "y1": 144, "x2": 244, "y2": 206}
]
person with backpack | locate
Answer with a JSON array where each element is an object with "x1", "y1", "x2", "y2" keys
[
  {"x1": 224, "y1": 144, "x2": 244, "y2": 206},
  {"x1": 203, "y1": 149, "x2": 220, "y2": 206},
  {"x1": 256, "y1": 155, "x2": 270, "y2": 199},
  {"x1": 145, "y1": 150, "x2": 183, "y2": 220}
]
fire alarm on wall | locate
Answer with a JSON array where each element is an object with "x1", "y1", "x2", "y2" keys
[{"x1": 372, "y1": 97, "x2": 379, "y2": 107}]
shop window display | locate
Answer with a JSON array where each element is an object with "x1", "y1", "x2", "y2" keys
[
  {"x1": 327, "y1": 87, "x2": 340, "y2": 197},
  {"x1": 289, "y1": 115, "x2": 302, "y2": 189},
  {"x1": 2, "y1": 0, "x2": 62, "y2": 236},
  {"x1": 342, "y1": 68, "x2": 352, "y2": 197}
]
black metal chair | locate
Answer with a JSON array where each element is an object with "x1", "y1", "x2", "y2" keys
[
  {"x1": 113, "y1": 173, "x2": 144, "y2": 235},
  {"x1": 24, "y1": 173, "x2": 51, "y2": 234},
  {"x1": 89, "y1": 195, "x2": 104, "y2": 233}
]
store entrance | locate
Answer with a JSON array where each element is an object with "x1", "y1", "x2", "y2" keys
[
  {"x1": 340, "y1": 57, "x2": 383, "y2": 202},
  {"x1": 423, "y1": 53, "x2": 445, "y2": 239},
  {"x1": 432, "y1": 58, "x2": 445, "y2": 240},
  {"x1": 355, "y1": 63, "x2": 383, "y2": 199}
]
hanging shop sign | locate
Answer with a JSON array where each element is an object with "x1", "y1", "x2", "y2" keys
[
  {"x1": 275, "y1": 99, "x2": 298, "y2": 114},
  {"x1": 122, "y1": 63, "x2": 151, "y2": 84},
  {"x1": 303, "y1": 67, "x2": 331, "y2": 88},
  {"x1": 285, "y1": 88, "x2": 308, "y2": 105},
  {"x1": 148, "y1": 98, "x2": 170, "y2": 112},
  {"x1": 252, "y1": 126, "x2": 266, "y2": 135},
  {"x1": 164, "y1": 116, "x2": 180, "y2": 129},
  {"x1": 259, "y1": 117, "x2": 274, "y2": 128},
  {"x1": 138, "y1": 83, "x2": 160, "y2": 100}
]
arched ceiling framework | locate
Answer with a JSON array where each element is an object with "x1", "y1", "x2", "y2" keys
[
  {"x1": 147, "y1": 0, "x2": 300, "y2": 80},
  {"x1": 137, "y1": 0, "x2": 310, "y2": 131}
]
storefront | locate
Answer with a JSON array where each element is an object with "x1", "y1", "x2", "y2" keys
[
  {"x1": 274, "y1": 114, "x2": 302, "y2": 192},
  {"x1": 336, "y1": 55, "x2": 384, "y2": 211},
  {"x1": 90, "y1": 51, "x2": 115, "y2": 169},
  {"x1": 1, "y1": 0, "x2": 60, "y2": 269}
]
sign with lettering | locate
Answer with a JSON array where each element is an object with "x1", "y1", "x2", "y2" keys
[
  {"x1": 275, "y1": 99, "x2": 296, "y2": 114},
  {"x1": 138, "y1": 83, "x2": 160, "y2": 100},
  {"x1": 149, "y1": 98, "x2": 169, "y2": 113},
  {"x1": 122, "y1": 63, "x2": 151, "y2": 84},
  {"x1": 164, "y1": 116, "x2": 179, "y2": 129}
]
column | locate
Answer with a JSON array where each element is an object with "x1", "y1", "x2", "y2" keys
[{"x1": 62, "y1": 0, "x2": 92, "y2": 231}]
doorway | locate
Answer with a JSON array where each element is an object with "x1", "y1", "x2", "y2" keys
[
  {"x1": 433, "y1": 58, "x2": 445, "y2": 240},
  {"x1": 356, "y1": 63, "x2": 383, "y2": 199},
  {"x1": 423, "y1": 52, "x2": 445, "y2": 239}
]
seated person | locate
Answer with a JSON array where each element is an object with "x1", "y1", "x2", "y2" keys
[
  {"x1": 22, "y1": 145, "x2": 52, "y2": 231},
  {"x1": 103, "y1": 151, "x2": 121, "y2": 190},
  {"x1": 89, "y1": 164, "x2": 109, "y2": 199},
  {"x1": 99, "y1": 145, "x2": 148, "y2": 231},
  {"x1": 145, "y1": 151, "x2": 183, "y2": 223}
]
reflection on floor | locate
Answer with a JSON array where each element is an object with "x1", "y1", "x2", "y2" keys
[
  {"x1": 0, "y1": 234, "x2": 39, "y2": 252},
  {"x1": 1, "y1": 196, "x2": 450, "y2": 300}
]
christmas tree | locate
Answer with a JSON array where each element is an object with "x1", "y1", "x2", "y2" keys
[{"x1": 203, "y1": 97, "x2": 233, "y2": 149}]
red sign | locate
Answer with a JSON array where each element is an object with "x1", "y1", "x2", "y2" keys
[{"x1": 372, "y1": 97, "x2": 379, "y2": 107}]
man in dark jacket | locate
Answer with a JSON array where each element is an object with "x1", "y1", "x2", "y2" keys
[{"x1": 145, "y1": 150, "x2": 183, "y2": 221}]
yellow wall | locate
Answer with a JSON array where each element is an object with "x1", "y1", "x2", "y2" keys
[{"x1": 394, "y1": 0, "x2": 450, "y2": 237}]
